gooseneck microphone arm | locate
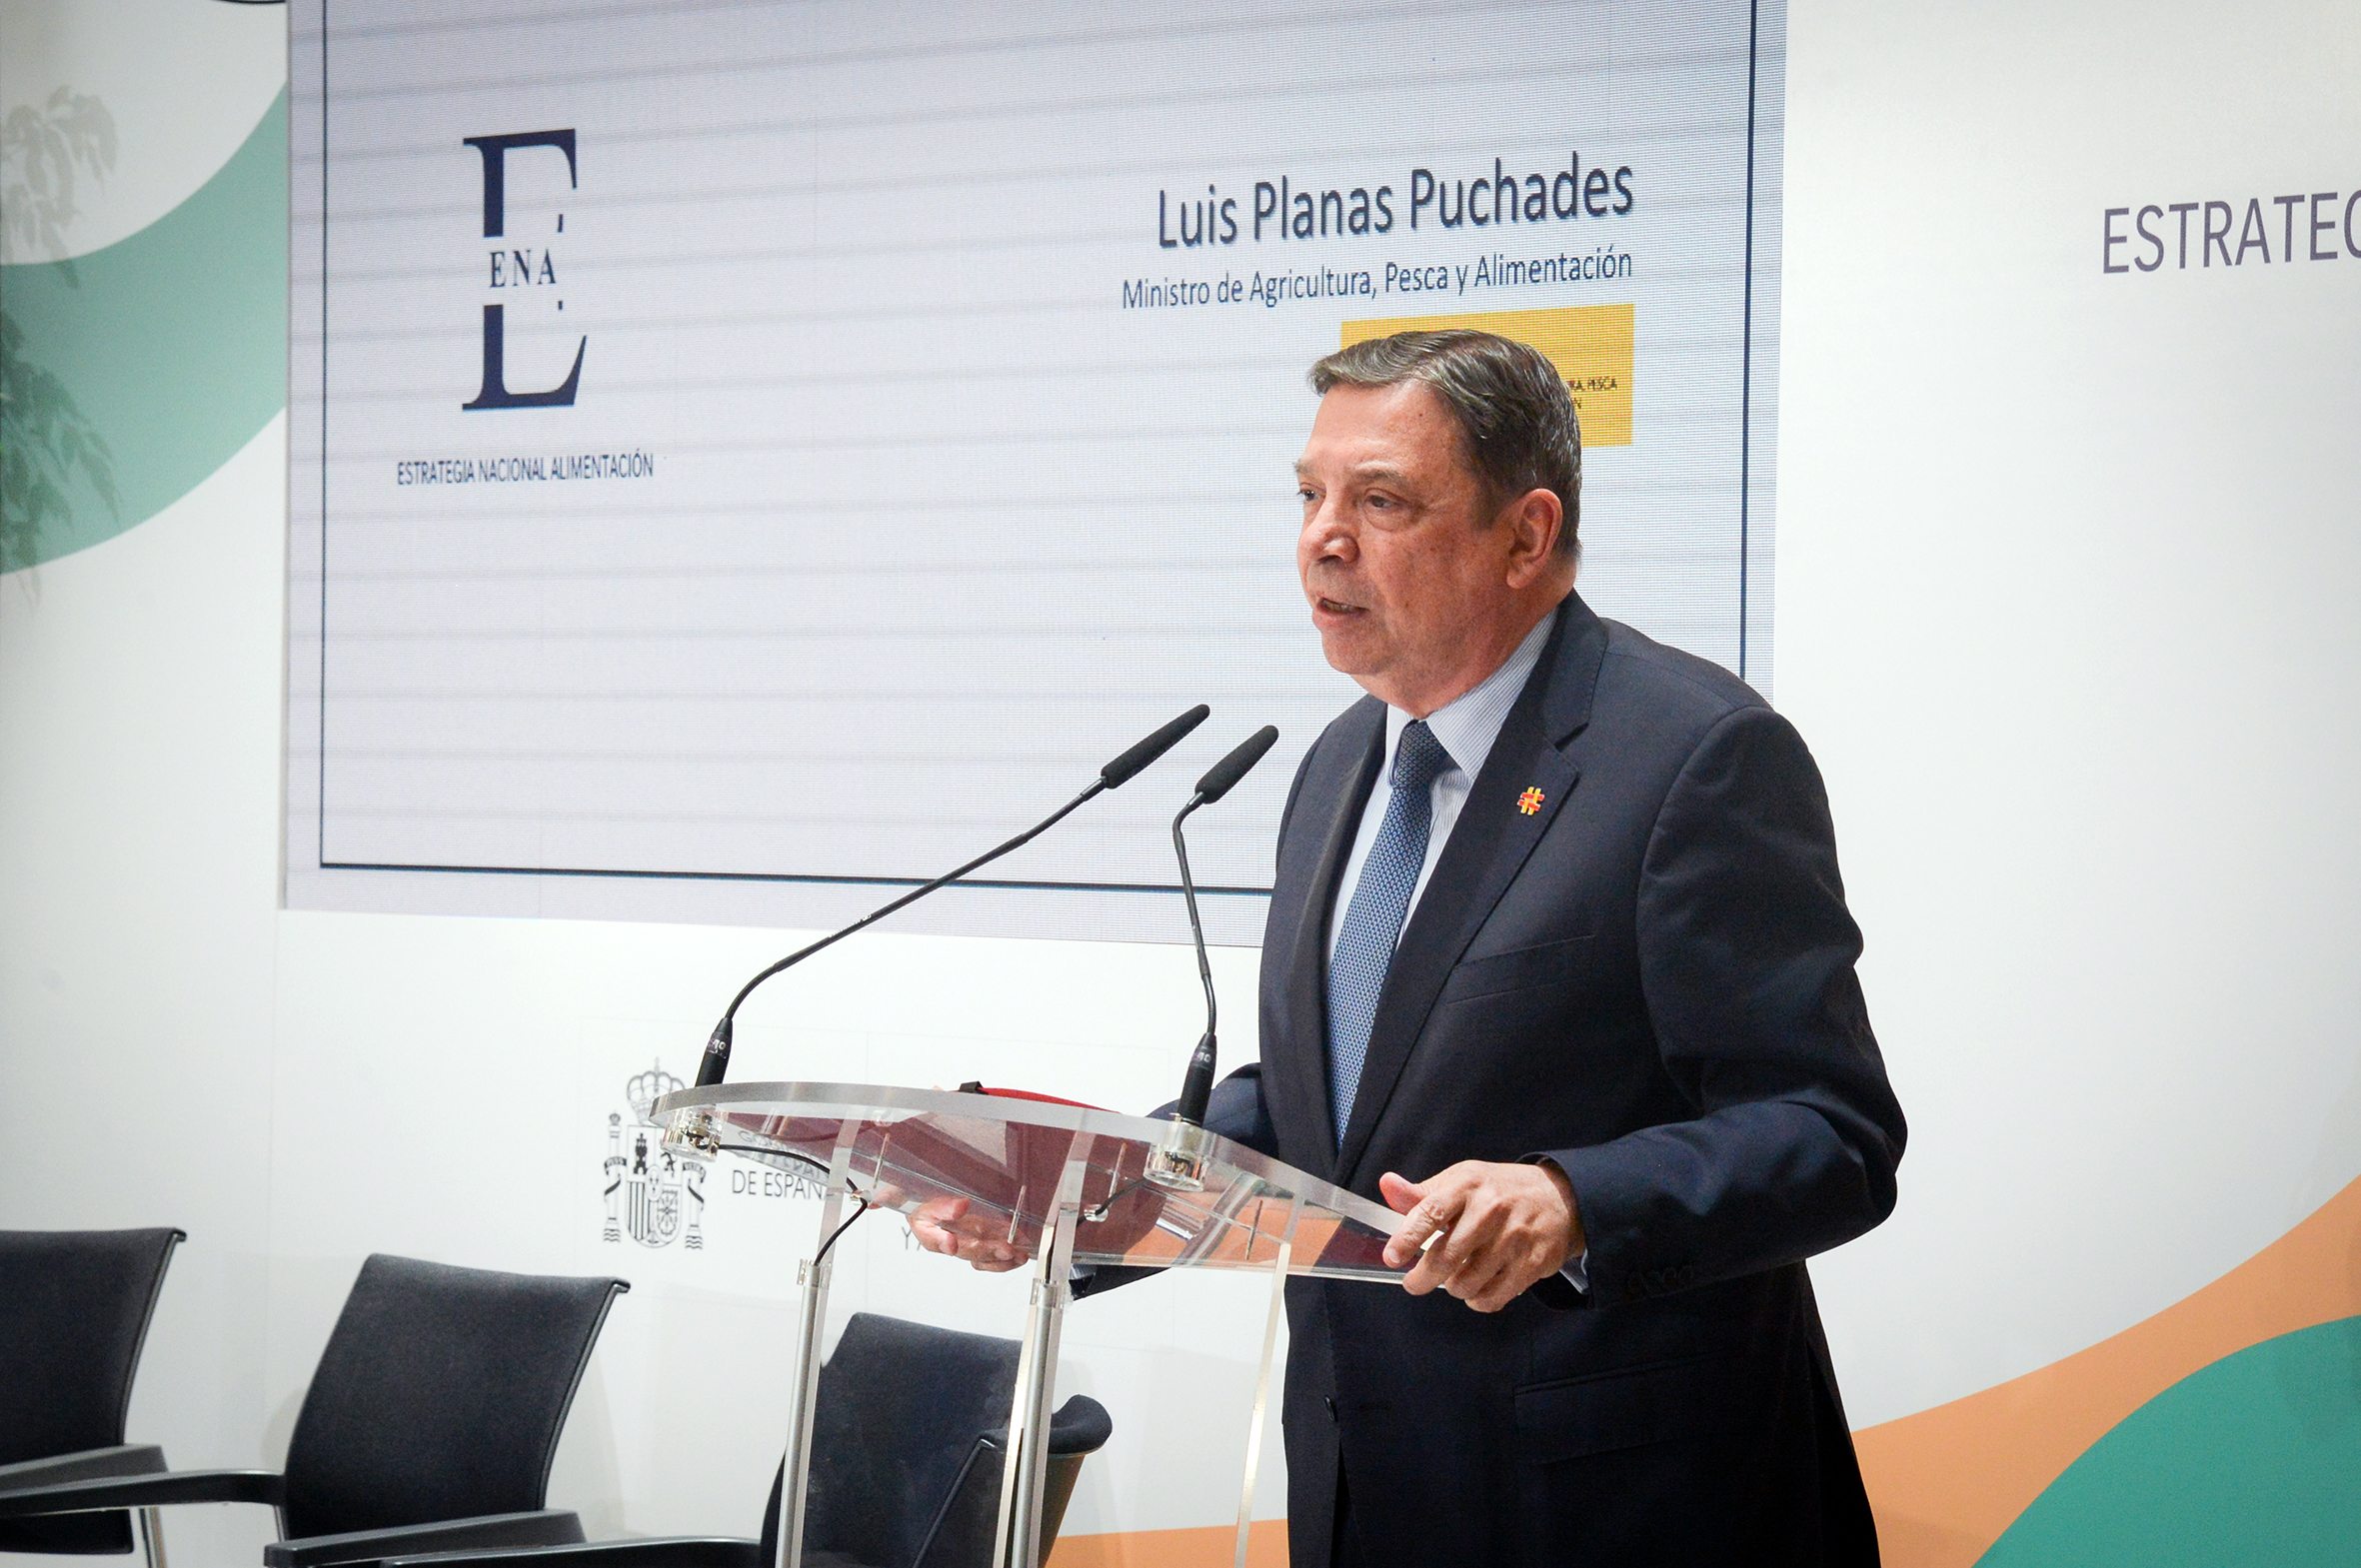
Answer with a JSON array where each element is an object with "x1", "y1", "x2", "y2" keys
[
  {"x1": 1170, "y1": 725, "x2": 1280, "y2": 1127},
  {"x1": 696, "y1": 784, "x2": 1098, "y2": 1086},
  {"x1": 1170, "y1": 797, "x2": 1219, "y2": 1127},
  {"x1": 693, "y1": 704, "x2": 1211, "y2": 1089}
]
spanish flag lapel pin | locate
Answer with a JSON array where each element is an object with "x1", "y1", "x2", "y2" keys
[{"x1": 1517, "y1": 786, "x2": 1545, "y2": 815}]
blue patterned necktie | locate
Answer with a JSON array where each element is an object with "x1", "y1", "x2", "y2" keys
[{"x1": 1326, "y1": 720, "x2": 1453, "y2": 1142}]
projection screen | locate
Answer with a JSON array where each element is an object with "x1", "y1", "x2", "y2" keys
[{"x1": 287, "y1": 0, "x2": 1784, "y2": 943}]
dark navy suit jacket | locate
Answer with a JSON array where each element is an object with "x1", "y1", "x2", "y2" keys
[{"x1": 1203, "y1": 592, "x2": 1904, "y2": 1566}]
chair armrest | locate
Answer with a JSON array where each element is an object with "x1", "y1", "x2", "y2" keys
[
  {"x1": 1047, "y1": 1395, "x2": 1112, "y2": 1456},
  {"x1": 385, "y1": 1537, "x2": 762, "y2": 1568},
  {"x1": 0, "y1": 1470, "x2": 284, "y2": 1519},
  {"x1": 982, "y1": 1394, "x2": 1115, "y2": 1459},
  {"x1": 265, "y1": 1509, "x2": 587, "y2": 1568},
  {"x1": 0, "y1": 1446, "x2": 169, "y2": 1492}
]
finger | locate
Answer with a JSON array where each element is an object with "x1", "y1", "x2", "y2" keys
[
  {"x1": 1378, "y1": 1174, "x2": 1429, "y2": 1265},
  {"x1": 1464, "y1": 1258, "x2": 1529, "y2": 1313},
  {"x1": 1384, "y1": 1181, "x2": 1467, "y2": 1270},
  {"x1": 1401, "y1": 1207, "x2": 1472, "y2": 1292},
  {"x1": 1450, "y1": 1253, "x2": 1519, "y2": 1312},
  {"x1": 952, "y1": 1224, "x2": 1030, "y2": 1268},
  {"x1": 909, "y1": 1196, "x2": 968, "y2": 1251},
  {"x1": 1445, "y1": 1188, "x2": 1510, "y2": 1258},
  {"x1": 1391, "y1": 1210, "x2": 1454, "y2": 1274},
  {"x1": 914, "y1": 1221, "x2": 968, "y2": 1259},
  {"x1": 1442, "y1": 1218, "x2": 1542, "y2": 1310},
  {"x1": 1466, "y1": 1229, "x2": 1572, "y2": 1313},
  {"x1": 910, "y1": 1198, "x2": 1031, "y2": 1270},
  {"x1": 1416, "y1": 1182, "x2": 1509, "y2": 1285},
  {"x1": 1397, "y1": 1180, "x2": 1472, "y2": 1265},
  {"x1": 957, "y1": 1237, "x2": 1027, "y2": 1270}
]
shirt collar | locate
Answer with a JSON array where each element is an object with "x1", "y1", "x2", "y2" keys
[{"x1": 1383, "y1": 606, "x2": 1557, "y2": 781}]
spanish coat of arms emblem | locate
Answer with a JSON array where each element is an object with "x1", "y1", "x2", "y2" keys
[{"x1": 602, "y1": 1059, "x2": 708, "y2": 1250}]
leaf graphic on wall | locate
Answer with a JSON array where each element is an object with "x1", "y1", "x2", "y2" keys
[
  {"x1": 1, "y1": 87, "x2": 120, "y2": 574},
  {"x1": 3, "y1": 308, "x2": 120, "y2": 575},
  {"x1": 1, "y1": 87, "x2": 118, "y2": 272}
]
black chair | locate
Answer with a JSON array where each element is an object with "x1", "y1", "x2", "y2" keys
[
  {"x1": 0, "y1": 1254, "x2": 628, "y2": 1568},
  {"x1": 0, "y1": 1228, "x2": 187, "y2": 1562},
  {"x1": 385, "y1": 1312, "x2": 1113, "y2": 1568}
]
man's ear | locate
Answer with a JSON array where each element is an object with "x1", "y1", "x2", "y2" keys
[{"x1": 1500, "y1": 488, "x2": 1564, "y2": 589}]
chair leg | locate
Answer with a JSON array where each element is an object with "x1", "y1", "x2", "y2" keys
[{"x1": 137, "y1": 1508, "x2": 168, "y2": 1568}]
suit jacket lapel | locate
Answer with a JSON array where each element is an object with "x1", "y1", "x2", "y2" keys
[
  {"x1": 1333, "y1": 596, "x2": 1608, "y2": 1187},
  {"x1": 1283, "y1": 702, "x2": 1384, "y2": 1180}
]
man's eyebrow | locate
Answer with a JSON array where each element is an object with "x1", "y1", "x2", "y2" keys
[{"x1": 1292, "y1": 460, "x2": 1412, "y2": 485}]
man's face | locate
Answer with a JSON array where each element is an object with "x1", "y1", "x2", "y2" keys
[{"x1": 1295, "y1": 380, "x2": 1532, "y2": 714}]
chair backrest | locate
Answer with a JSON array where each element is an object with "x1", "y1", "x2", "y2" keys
[
  {"x1": 907, "y1": 1394, "x2": 1111, "y2": 1568},
  {"x1": 761, "y1": 1314, "x2": 1110, "y2": 1568},
  {"x1": 0, "y1": 1228, "x2": 185, "y2": 1556},
  {"x1": 774, "y1": 1314, "x2": 1012, "y2": 1568},
  {"x1": 280, "y1": 1254, "x2": 627, "y2": 1540},
  {"x1": 0, "y1": 1227, "x2": 185, "y2": 1467}
]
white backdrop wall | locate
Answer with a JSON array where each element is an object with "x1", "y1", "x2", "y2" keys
[
  {"x1": 1782, "y1": 0, "x2": 2361, "y2": 1419},
  {"x1": 6, "y1": 1, "x2": 2361, "y2": 1565},
  {"x1": 0, "y1": 419, "x2": 291, "y2": 1568}
]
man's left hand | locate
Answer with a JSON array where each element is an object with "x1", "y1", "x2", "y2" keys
[{"x1": 1379, "y1": 1161, "x2": 1584, "y2": 1312}]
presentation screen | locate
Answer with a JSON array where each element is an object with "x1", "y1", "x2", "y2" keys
[{"x1": 287, "y1": 0, "x2": 1784, "y2": 943}]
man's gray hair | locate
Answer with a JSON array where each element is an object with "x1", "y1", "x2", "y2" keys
[{"x1": 1308, "y1": 330, "x2": 1582, "y2": 563}]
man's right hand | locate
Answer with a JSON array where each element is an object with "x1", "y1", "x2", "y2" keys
[{"x1": 907, "y1": 1193, "x2": 1032, "y2": 1271}]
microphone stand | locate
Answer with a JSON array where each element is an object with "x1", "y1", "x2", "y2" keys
[
  {"x1": 692, "y1": 779, "x2": 1108, "y2": 1091},
  {"x1": 1146, "y1": 725, "x2": 1279, "y2": 1190},
  {"x1": 1169, "y1": 793, "x2": 1220, "y2": 1128},
  {"x1": 691, "y1": 706, "x2": 1208, "y2": 1088},
  {"x1": 665, "y1": 705, "x2": 1209, "y2": 1159}
]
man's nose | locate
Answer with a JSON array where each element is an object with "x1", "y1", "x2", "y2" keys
[{"x1": 1301, "y1": 497, "x2": 1355, "y2": 560}]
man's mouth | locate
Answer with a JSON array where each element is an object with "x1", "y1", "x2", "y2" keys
[{"x1": 1315, "y1": 596, "x2": 1365, "y2": 616}]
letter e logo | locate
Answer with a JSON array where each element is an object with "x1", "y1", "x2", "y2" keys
[{"x1": 462, "y1": 130, "x2": 585, "y2": 410}]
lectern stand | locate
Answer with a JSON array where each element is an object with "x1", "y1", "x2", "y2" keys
[{"x1": 655, "y1": 1081, "x2": 1406, "y2": 1568}]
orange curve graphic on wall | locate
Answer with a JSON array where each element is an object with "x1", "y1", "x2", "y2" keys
[{"x1": 1854, "y1": 1169, "x2": 2361, "y2": 1567}]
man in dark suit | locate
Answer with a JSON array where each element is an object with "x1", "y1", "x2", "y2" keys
[{"x1": 924, "y1": 331, "x2": 1903, "y2": 1566}]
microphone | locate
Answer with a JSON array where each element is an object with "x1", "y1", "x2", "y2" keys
[
  {"x1": 689, "y1": 705, "x2": 1210, "y2": 1091},
  {"x1": 1168, "y1": 726, "x2": 1280, "y2": 1130}
]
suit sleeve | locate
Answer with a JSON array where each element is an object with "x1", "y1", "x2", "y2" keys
[{"x1": 1536, "y1": 704, "x2": 1905, "y2": 1306}]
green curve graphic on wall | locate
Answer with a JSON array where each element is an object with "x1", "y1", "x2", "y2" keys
[
  {"x1": 1, "y1": 88, "x2": 287, "y2": 570},
  {"x1": 1977, "y1": 1315, "x2": 2361, "y2": 1566}
]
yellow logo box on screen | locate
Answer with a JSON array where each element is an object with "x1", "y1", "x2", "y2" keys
[{"x1": 1339, "y1": 304, "x2": 1634, "y2": 447}]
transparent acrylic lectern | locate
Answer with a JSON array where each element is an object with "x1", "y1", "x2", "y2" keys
[{"x1": 656, "y1": 1081, "x2": 1407, "y2": 1568}]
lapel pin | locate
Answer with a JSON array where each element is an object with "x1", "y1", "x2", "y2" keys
[{"x1": 1517, "y1": 786, "x2": 1545, "y2": 815}]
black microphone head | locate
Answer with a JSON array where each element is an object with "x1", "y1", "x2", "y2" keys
[
  {"x1": 1101, "y1": 704, "x2": 1210, "y2": 789},
  {"x1": 1194, "y1": 725, "x2": 1279, "y2": 805}
]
